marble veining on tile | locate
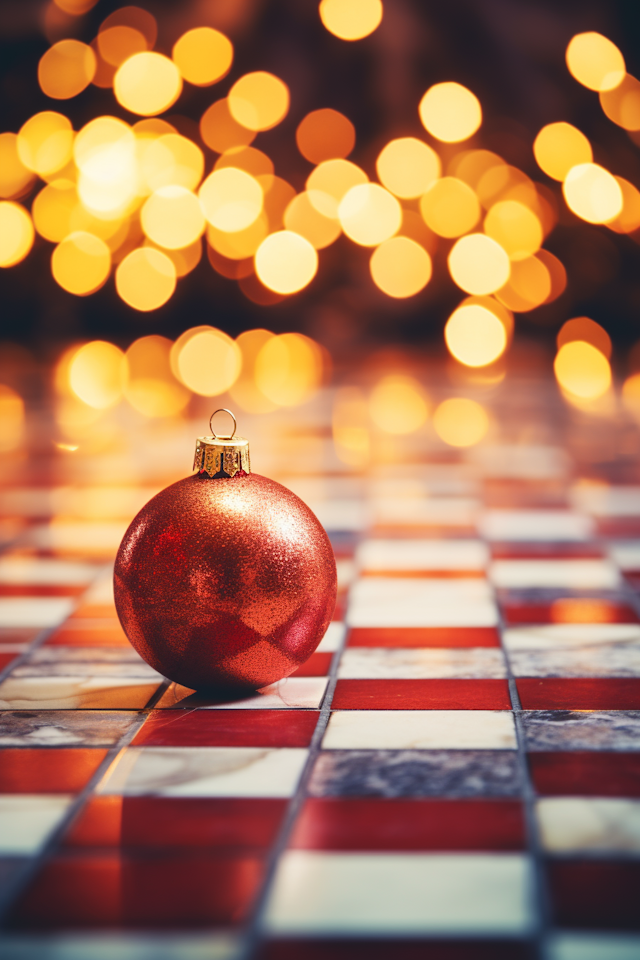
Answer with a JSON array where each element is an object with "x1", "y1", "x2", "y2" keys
[
  {"x1": 508, "y1": 644, "x2": 640, "y2": 677},
  {"x1": 503, "y1": 624, "x2": 640, "y2": 651},
  {"x1": 338, "y1": 647, "x2": 507, "y2": 679},
  {"x1": 522, "y1": 710, "x2": 640, "y2": 751},
  {"x1": 357, "y1": 539, "x2": 488, "y2": 571},
  {"x1": 308, "y1": 749, "x2": 522, "y2": 797},
  {"x1": 0, "y1": 710, "x2": 138, "y2": 746},
  {"x1": 479, "y1": 510, "x2": 593, "y2": 542},
  {"x1": 0, "y1": 676, "x2": 161, "y2": 710},
  {"x1": 0, "y1": 597, "x2": 74, "y2": 628},
  {"x1": 347, "y1": 578, "x2": 498, "y2": 628},
  {"x1": 489, "y1": 560, "x2": 621, "y2": 590},
  {"x1": 323, "y1": 710, "x2": 516, "y2": 750},
  {"x1": 156, "y1": 677, "x2": 328, "y2": 710},
  {"x1": 0, "y1": 795, "x2": 74, "y2": 854},
  {"x1": 536, "y1": 797, "x2": 640, "y2": 852}
]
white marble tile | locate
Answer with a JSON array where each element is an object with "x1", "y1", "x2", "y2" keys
[
  {"x1": 0, "y1": 597, "x2": 74, "y2": 628},
  {"x1": 338, "y1": 647, "x2": 507, "y2": 679},
  {"x1": 97, "y1": 746, "x2": 308, "y2": 797},
  {"x1": 536, "y1": 797, "x2": 640, "y2": 853},
  {"x1": 468, "y1": 444, "x2": 569, "y2": 480},
  {"x1": 0, "y1": 933, "x2": 240, "y2": 960},
  {"x1": 0, "y1": 676, "x2": 160, "y2": 709},
  {"x1": 608, "y1": 541, "x2": 640, "y2": 571},
  {"x1": 0, "y1": 486, "x2": 159, "y2": 520},
  {"x1": 335, "y1": 559, "x2": 356, "y2": 589},
  {"x1": 479, "y1": 510, "x2": 593, "y2": 541},
  {"x1": 372, "y1": 498, "x2": 480, "y2": 528},
  {"x1": 323, "y1": 710, "x2": 517, "y2": 750},
  {"x1": 0, "y1": 795, "x2": 73, "y2": 854},
  {"x1": 157, "y1": 676, "x2": 328, "y2": 710},
  {"x1": 317, "y1": 622, "x2": 345, "y2": 653},
  {"x1": 571, "y1": 484, "x2": 640, "y2": 517},
  {"x1": 502, "y1": 623, "x2": 640, "y2": 651},
  {"x1": 0, "y1": 558, "x2": 98, "y2": 586},
  {"x1": 21, "y1": 521, "x2": 128, "y2": 555},
  {"x1": 548, "y1": 933, "x2": 640, "y2": 960},
  {"x1": 369, "y1": 472, "x2": 478, "y2": 499},
  {"x1": 80, "y1": 566, "x2": 115, "y2": 604},
  {"x1": 509, "y1": 644, "x2": 640, "y2": 678},
  {"x1": 347, "y1": 577, "x2": 498, "y2": 628},
  {"x1": 489, "y1": 559, "x2": 621, "y2": 590},
  {"x1": 357, "y1": 539, "x2": 488, "y2": 572},
  {"x1": 264, "y1": 851, "x2": 533, "y2": 934},
  {"x1": 308, "y1": 501, "x2": 369, "y2": 532}
]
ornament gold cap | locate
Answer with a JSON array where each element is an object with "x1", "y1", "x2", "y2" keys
[{"x1": 193, "y1": 409, "x2": 250, "y2": 478}]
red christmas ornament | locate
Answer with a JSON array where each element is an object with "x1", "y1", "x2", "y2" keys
[{"x1": 114, "y1": 409, "x2": 337, "y2": 689}]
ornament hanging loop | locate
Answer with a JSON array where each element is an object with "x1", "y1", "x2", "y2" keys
[{"x1": 209, "y1": 408, "x2": 237, "y2": 440}]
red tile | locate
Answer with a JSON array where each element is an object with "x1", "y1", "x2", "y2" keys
[
  {"x1": 491, "y1": 544, "x2": 604, "y2": 560},
  {"x1": 0, "y1": 652, "x2": 18, "y2": 671},
  {"x1": 261, "y1": 940, "x2": 534, "y2": 960},
  {"x1": 517, "y1": 678, "x2": 640, "y2": 710},
  {"x1": 0, "y1": 748, "x2": 108, "y2": 793},
  {"x1": 0, "y1": 584, "x2": 85, "y2": 597},
  {"x1": 290, "y1": 653, "x2": 332, "y2": 677},
  {"x1": 7, "y1": 851, "x2": 264, "y2": 928},
  {"x1": 332, "y1": 679, "x2": 512, "y2": 710},
  {"x1": 46, "y1": 622, "x2": 131, "y2": 647},
  {"x1": 70, "y1": 604, "x2": 118, "y2": 619},
  {"x1": 529, "y1": 753, "x2": 640, "y2": 797},
  {"x1": 503, "y1": 600, "x2": 639, "y2": 625},
  {"x1": 289, "y1": 798, "x2": 526, "y2": 851},
  {"x1": 548, "y1": 860, "x2": 640, "y2": 929},
  {"x1": 597, "y1": 518, "x2": 640, "y2": 538},
  {"x1": 132, "y1": 709, "x2": 319, "y2": 747},
  {"x1": 360, "y1": 570, "x2": 485, "y2": 579},
  {"x1": 348, "y1": 627, "x2": 500, "y2": 648},
  {"x1": 64, "y1": 796, "x2": 287, "y2": 849}
]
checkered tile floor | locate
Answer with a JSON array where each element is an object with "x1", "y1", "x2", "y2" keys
[{"x1": 1, "y1": 397, "x2": 640, "y2": 960}]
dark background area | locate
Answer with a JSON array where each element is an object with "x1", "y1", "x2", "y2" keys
[{"x1": 1, "y1": 0, "x2": 640, "y2": 360}]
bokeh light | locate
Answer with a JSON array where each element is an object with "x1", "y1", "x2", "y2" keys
[
  {"x1": 229, "y1": 329, "x2": 278, "y2": 414},
  {"x1": 32, "y1": 180, "x2": 76, "y2": 241},
  {"x1": 51, "y1": 232, "x2": 111, "y2": 295},
  {"x1": 536, "y1": 249, "x2": 567, "y2": 304},
  {"x1": 114, "y1": 52, "x2": 182, "y2": 116},
  {"x1": 0, "y1": 203, "x2": 35, "y2": 267},
  {"x1": 17, "y1": 113, "x2": 73, "y2": 178},
  {"x1": 255, "y1": 333, "x2": 323, "y2": 406},
  {"x1": 172, "y1": 326, "x2": 242, "y2": 396},
  {"x1": 55, "y1": 0, "x2": 99, "y2": 12},
  {"x1": 0, "y1": 134, "x2": 35, "y2": 199},
  {"x1": 38, "y1": 40, "x2": 96, "y2": 99},
  {"x1": 557, "y1": 317, "x2": 611, "y2": 358},
  {"x1": 338, "y1": 183, "x2": 402, "y2": 246},
  {"x1": 566, "y1": 32, "x2": 625, "y2": 92},
  {"x1": 419, "y1": 82, "x2": 482, "y2": 143},
  {"x1": 319, "y1": 0, "x2": 383, "y2": 41},
  {"x1": 74, "y1": 116, "x2": 137, "y2": 218},
  {"x1": 434, "y1": 398, "x2": 489, "y2": 447},
  {"x1": 419, "y1": 177, "x2": 480, "y2": 238},
  {"x1": 296, "y1": 109, "x2": 356, "y2": 163},
  {"x1": 148, "y1": 237, "x2": 202, "y2": 277},
  {"x1": 554, "y1": 340, "x2": 612, "y2": 399},
  {"x1": 215, "y1": 146, "x2": 274, "y2": 180},
  {"x1": 115, "y1": 247, "x2": 177, "y2": 311},
  {"x1": 172, "y1": 27, "x2": 233, "y2": 86},
  {"x1": 255, "y1": 231, "x2": 318, "y2": 294},
  {"x1": 68, "y1": 341, "x2": 126, "y2": 409},
  {"x1": 124, "y1": 335, "x2": 190, "y2": 417},
  {"x1": 0, "y1": 385, "x2": 25, "y2": 453},
  {"x1": 445, "y1": 303, "x2": 508, "y2": 367},
  {"x1": 207, "y1": 215, "x2": 268, "y2": 260},
  {"x1": 200, "y1": 99, "x2": 256, "y2": 154},
  {"x1": 600, "y1": 74, "x2": 640, "y2": 131},
  {"x1": 484, "y1": 200, "x2": 543, "y2": 261},
  {"x1": 228, "y1": 72, "x2": 289, "y2": 131},
  {"x1": 496, "y1": 255, "x2": 551, "y2": 312},
  {"x1": 369, "y1": 375, "x2": 429, "y2": 433},
  {"x1": 622, "y1": 374, "x2": 640, "y2": 419},
  {"x1": 533, "y1": 122, "x2": 592, "y2": 181},
  {"x1": 333, "y1": 387, "x2": 370, "y2": 467},
  {"x1": 199, "y1": 167, "x2": 263, "y2": 232},
  {"x1": 284, "y1": 192, "x2": 342, "y2": 249},
  {"x1": 451, "y1": 150, "x2": 505, "y2": 190},
  {"x1": 141, "y1": 186, "x2": 205, "y2": 249},
  {"x1": 376, "y1": 138, "x2": 441, "y2": 199},
  {"x1": 97, "y1": 26, "x2": 147, "y2": 67},
  {"x1": 370, "y1": 236, "x2": 432, "y2": 298},
  {"x1": 140, "y1": 133, "x2": 204, "y2": 193},
  {"x1": 448, "y1": 234, "x2": 510, "y2": 295},
  {"x1": 563, "y1": 163, "x2": 623, "y2": 223},
  {"x1": 306, "y1": 159, "x2": 368, "y2": 218},
  {"x1": 607, "y1": 177, "x2": 640, "y2": 234}
]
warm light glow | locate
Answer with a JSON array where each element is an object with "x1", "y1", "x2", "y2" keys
[
  {"x1": 74, "y1": 116, "x2": 137, "y2": 218},
  {"x1": 557, "y1": 317, "x2": 611, "y2": 359},
  {"x1": 0, "y1": 134, "x2": 35, "y2": 199},
  {"x1": 563, "y1": 163, "x2": 623, "y2": 224},
  {"x1": 229, "y1": 329, "x2": 278, "y2": 413},
  {"x1": 172, "y1": 27, "x2": 233, "y2": 86},
  {"x1": 433, "y1": 397, "x2": 489, "y2": 447},
  {"x1": 17, "y1": 113, "x2": 73, "y2": 177},
  {"x1": 284, "y1": 192, "x2": 342, "y2": 249},
  {"x1": 332, "y1": 387, "x2": 370, "y2": 467},
  {"x1": 124, "y1": 335, "x2": 190, "y2": 417},
  {"x1": 173, "y1": 327, "x2": 242, "y2": 396},
  {"x1": 148, "y1": 237, "x2": 202, "y2": 277},
  {"x1": 369, "y1": 375, "x2": 429, "y2": 433},
  {"x1": 448, "y1": 234, "x2": 510, "y2": 295},
  {"x1": 255, "y1": 333, "x2": 323, "y2": 405},
  {"x1": 255, "y1": 231, "x2": 318, "y2": 294},
  {"x1": 600, "y1": 74, "x2": 640, "y2": 131},
  {"x1": 0, "y1": 203, "x2": 35, "y2": 267},
  {"x1": 484, "y1": 200, "x2": 543, "y2": 261},
  {"x1": 51, "y1": 232, "x2": 111, "y2": 295},
  {"x1": 200, "y1": 99, "x2": 256, "y2": 154},
  {"x1": 566, "y1": 32, "x2": 625, "y2": 92},
  {"x1": 32, "y1": 180, "x2": 76, "y2": 241},
  {"x1": 68, "y1": 341, "x2": 126, "y2": 409},
  {"x1": 370, "y1": 236, "x2": 432, "y2": 298},
  {"x1": 622, "y1": 373, "x2": 640, "y2": 418},
  {"x1": 533, "y1": 122, "x2": 592, "y2": 182},
  {"x1": 38, "y1": 40, "x2": 96, "y2": 99},
  {"x1": 419, "y1": 177, "x2": 480, "y2": 238},
  {"x1": 306, "y1": 159, "x2": 368, "y2": 218},
  {"x1": 338, "y1": 183, "x2": 402, "y2": 246},
  {"x1": 215, "y1": 146, "x2": 274, "y2": 180},
  {"x1": 141, "y1": 186, "x2": 205, "y2": 249},
  {"x1": 445, "y1": 303, "x2": 507, "y2": 367},
  {"x1": 555, "y1": 341, "x2": 612, "y2": 400},
  {"x1": 140, "y1": 133, "x2": 204, "y2": 193},
  {"x1": 228, "y1": 72, "x2": 289, "y2": 131},
  {"x1": 263, "y1": 173, "x2": 305, "y2": 232},
  {"x1": 296, "y1": 109, "x2": 356, "y2": 164},
  {"x1": 451, "y1": 150, "x2": 505, "y2": 190},
  {"x1": 114, "y1": 52, "x2": 182, "y2": 116},
  {"x1": 97, "y1": 26, "x2": 147, "y2": 67},
  {"x1": 419, "y1": 82, "x2": 482, "y2": 143},
  {"x1": 199, "y1": 167, "x2": 263, "y2": 232},
  {"x1": 607, "y1": 177, "x2": 640, "y2": 234},
  {"x1": 115, "y1": 247, "x2": 177, "y2": 311},
  {"x1": 207, "y1": 215, "x2": 268, "y2": 260},
  {"x1": 0, "y1": 385, "x2": 24, "y2": 453},
  {"x1": 99, "y1": 6, "x2": 158, "y2": 46},
  {"x1": 376, "y1": 138, "x2": 441, "y2": 199},
  {"x1": 496, "y1": 255, "x2": 551, "y2": 312},
  {"x1": 536, "y1": 249, "x2": 567, "y2": 304},
  {"x1": 319, "y1": 0, "x2": 383, "y2": 41},
  {"x1": 54, "y1": 0, "x2": 99, "y2": 13}
]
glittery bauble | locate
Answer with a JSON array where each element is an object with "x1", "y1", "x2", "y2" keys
[{"x1": 114, "y1": 473, "x2": 337, "y2": 690}]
